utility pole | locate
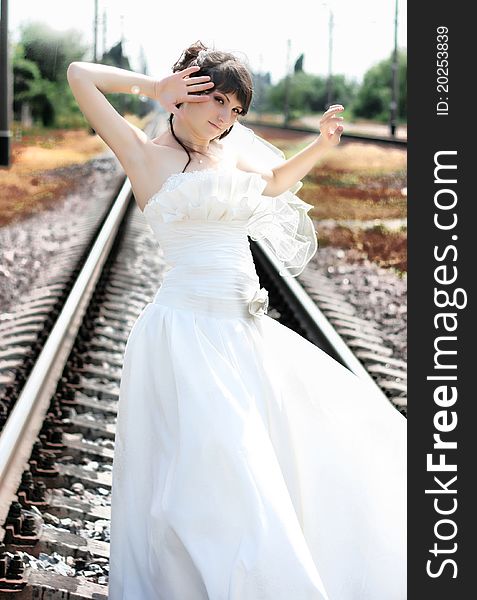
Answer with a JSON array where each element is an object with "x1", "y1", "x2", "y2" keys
[
  {"x1": 93, "y1": 0, "x2": 99, "y2": 62},
  {"x1": 102, "y1": 6, "x2": 107, "y2": 58},
  {"x1": 390, "y1": 0, "x2": 399, "y2": 137},
  {"x1": 120, "y1": 14, "x2": 125, "y2": 44},
  {"x1": 283, "y1": 39, "x2": 291, "y2": 126},
  {"x1": 257, "y1": 53, "x2": 263, "y2": 123},
  {"x1": 326, "y1": 9, "x2": 334, "y2": 108},
  {"x1": 0, "y1": 0, "x2": 11, "y2": 167}
]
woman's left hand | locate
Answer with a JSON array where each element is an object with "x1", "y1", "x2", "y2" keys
[{"x1": 318, "y1": 104, "x2": 345, "y2": 146}]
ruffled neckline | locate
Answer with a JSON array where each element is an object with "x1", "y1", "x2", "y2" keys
[
  {"x1": 140, "y1": 164, "x2": 318, "y2": 277},
  {"x1": 142, "y1": 166, "x2": 247, "y2": 214}
]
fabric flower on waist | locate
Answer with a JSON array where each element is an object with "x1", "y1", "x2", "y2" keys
[{"x1": 248, "y1": 287, "x2": 269, "y2": 317}]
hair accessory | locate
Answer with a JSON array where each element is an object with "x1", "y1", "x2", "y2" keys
[{"x1": 197, "y1": 49, "x2": 209, "y2": 65}]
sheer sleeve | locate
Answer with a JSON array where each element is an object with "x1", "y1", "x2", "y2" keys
[{"x1": 223, "y1": 122, "x2": 318, "y2": 277}]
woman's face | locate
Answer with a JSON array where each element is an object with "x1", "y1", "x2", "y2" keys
[{"x1": 179, "y1": 88, "x2": 245, "y2": 139}]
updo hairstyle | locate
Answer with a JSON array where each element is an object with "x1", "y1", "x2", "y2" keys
[{"x1": 169, "y1": 40, "x2": 253, "y2": 172}]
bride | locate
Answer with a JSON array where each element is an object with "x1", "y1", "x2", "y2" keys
[{"x1": 67, "y1": 41, "x2": 406, "y2": 600}]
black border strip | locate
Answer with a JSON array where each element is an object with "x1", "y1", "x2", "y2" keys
[{"x1": 408, "y1": 2, "x2": 473, "y2": 597}]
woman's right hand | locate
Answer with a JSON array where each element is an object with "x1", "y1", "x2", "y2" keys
[{"x1": 154, "y1": 66, "x2": 215, "y2": 116}]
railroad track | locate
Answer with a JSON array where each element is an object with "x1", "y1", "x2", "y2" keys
[
  {"x1": 243, "y1": 119, "x2": 407, "y2": 148},
  {"x1": 0, "y1": 117, "x2": 406, "y2": 596}
]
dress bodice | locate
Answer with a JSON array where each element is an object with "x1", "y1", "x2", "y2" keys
[
  {"x1": 143, "y1": 167, "x2": 317, "y2": 270},
  {"x1": 141, "y1": 167, "x2": 317, "y2": 318},
  {"x1": 142, "y1": 166, "x2": 267, "y2": 224}
]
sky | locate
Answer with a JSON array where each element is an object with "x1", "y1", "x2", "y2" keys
[{"x1": 10, "y1": 0, "x2": 407, "y2": 85}]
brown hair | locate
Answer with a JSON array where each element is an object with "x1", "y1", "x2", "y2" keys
[{"x1": 169, "y1": 41, "x2": 254, "y2": 172}]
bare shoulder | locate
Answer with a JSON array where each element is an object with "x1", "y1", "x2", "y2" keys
[
  {"x1": 126, "y1": 132, "x2": 188, "y2": 211},
  {"x1": 126, "y1": 131, "x2": 241, "y2": 212}
]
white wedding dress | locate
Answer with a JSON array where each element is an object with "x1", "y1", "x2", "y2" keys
[{"x1": 108, "y1": 148, "x2": 407, "y2": 599}]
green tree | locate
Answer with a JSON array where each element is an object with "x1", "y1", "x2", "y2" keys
[
  {"x1": 352, "y1": 50, "x2": 407, "y2": 121},
  {"x1": 18, "y1": 21, "x2": 88, "y2": 83},
  {"x1": 13, "y1": 22, "x2": 88, "y2": 126},
  {"x1": 266, "y1": 71, "x2": 357, "y2": 118},
  {"x1": 13, "y1": 44, "x2": 57, "y2": 126},
  {"x1": 294, "y1": 53, "x2": 304, "y2": 73},
  {"x1": 101, "y1": 41, "x2": 153, "y2": 118},
  {"x1": 250, "y1": 71, "x2": 272, "y2": 115}
]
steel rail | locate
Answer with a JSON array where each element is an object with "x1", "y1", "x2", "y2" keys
[
  {"x1": 244, "y1": 119, "x2": 407, "y2": 147},
  {"x1": 0, "y1": 179, "x2": 135, "y2": 540}
]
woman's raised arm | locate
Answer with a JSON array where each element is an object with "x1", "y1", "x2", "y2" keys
[
  {"x1": 66, "y1": 62, "x2": 161, "y2": 168},
  {"x1": 246, "y1": 104, "x2": 345, "y2": 197},
  {"x1": 66, "y1": 62, "x2": 214, "y2": 168}
]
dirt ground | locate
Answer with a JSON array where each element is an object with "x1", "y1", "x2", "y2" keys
[
  {"x1": 0, "y1": 128, "x2": 109, "y2": 226},
  {"x1": 255, "y1": 129, "x2": 407, "y2": 274}
]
